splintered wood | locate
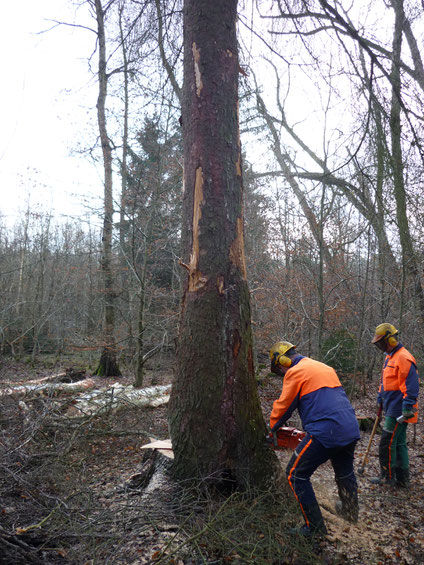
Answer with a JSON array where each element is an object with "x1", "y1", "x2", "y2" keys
[{"x1": 141, "y1": 438, "x2": 174, "y2": 459}]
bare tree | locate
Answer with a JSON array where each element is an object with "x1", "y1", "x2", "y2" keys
[{"x1": 93, "y1": 0, "x2": 121, "y2": 377}]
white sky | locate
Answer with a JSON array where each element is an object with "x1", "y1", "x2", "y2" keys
[{"x1": 1, "y1": 0, "x2": 103, "y2": 227}]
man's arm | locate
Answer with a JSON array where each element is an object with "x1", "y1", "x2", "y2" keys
[
  {"x1": 401, "y1": 363, "x2": 419, "y2": 412},
  {"x1": 270, "y1": 373, "x2": 302, "y2": 430}
]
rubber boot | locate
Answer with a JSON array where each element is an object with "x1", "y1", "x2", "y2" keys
[
  {"x1": 395, "y1": 467, "x2": 410, "y2": 488},
  {"x1": 290, "y1": 503, "x2": 327, "y2": 538},
  {"x1": 335, "y1": 479, "x2": 358, "y2": 523},
  {"x1": 370, "y1": 430, "x2": 396, "y2": 485},
  {"x1": 369, "y1": 467, "x2": 396, "y2": 486},
  {"x1": 335, "y1": 493, "x2": 358, "y2": 523}
]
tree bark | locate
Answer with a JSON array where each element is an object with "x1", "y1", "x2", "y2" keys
[
  {"x1": 94, "y1": 0, "x2": 121, "y2": 377},
  {"x1": 389, "y1": 0, "x2": 424, "y2": 330},
  {"x1": 168, "y1": 0, "x2": 281, "y2": 489}
]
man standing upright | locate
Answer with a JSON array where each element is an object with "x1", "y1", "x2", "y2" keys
[
  {"x1": 371, "y1": 323, "x2": 419, "y2": 487},
  {"x1": 269, "y1": 341, "x2": 360, "y2": 538}
]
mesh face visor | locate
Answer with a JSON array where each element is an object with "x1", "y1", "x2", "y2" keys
[
  {"x1": 374, "y1": 339, "x2": 387, "y2": 352},
  {"x1": 271, "y1": 355, "x2": 285, "y2": 377}
]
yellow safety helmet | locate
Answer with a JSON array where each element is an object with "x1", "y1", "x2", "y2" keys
[
  {"x1": 270, "y1": 341, "x2": 296, "y2": 368},
  {"x1": 371, "y1": 323, "x2": 399, "y2": 347}
]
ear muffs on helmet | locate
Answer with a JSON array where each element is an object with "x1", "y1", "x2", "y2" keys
[
  {"x1": 274, "y1": 353, "x2": 292, "y2": 368},
  {"x1": 269, "y1": 341, "x2": 296, "y2": 373},
  {"x1": 385, "y1": 331, "x2": 398, "y2": 347}
]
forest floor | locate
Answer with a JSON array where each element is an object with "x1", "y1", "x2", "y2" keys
[{"x1": 0, "y1": 358, "x2": 424, "y2": 565}]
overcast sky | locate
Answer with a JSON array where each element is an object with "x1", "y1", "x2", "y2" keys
[{"x1": 1, "y1": 0, "x2": 103, "y2": 226}]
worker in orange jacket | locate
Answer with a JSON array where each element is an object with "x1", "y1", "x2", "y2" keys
[
  {"x1": 371, "y1": 323, "x2": 419, "y2": 487},
  {"x1": 269, "y1": 341, "x2": 360, "y2": 538}
]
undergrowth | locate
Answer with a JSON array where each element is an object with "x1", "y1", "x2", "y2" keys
[{"x1": 151, "y1": 487, "x2": 333, "y2": 565}]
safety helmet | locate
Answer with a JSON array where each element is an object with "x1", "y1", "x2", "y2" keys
[
  {"x1": 269, "y1": 341, "x2": 296, "y2": 368},
  {"x1": 371, "y1": 323, "x2": 399, "y2": 347}
]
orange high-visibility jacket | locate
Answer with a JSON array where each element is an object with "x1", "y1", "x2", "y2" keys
[
  {"x1": 270, "y1": 357, "x2": 360, "y2": 448},
  {"x1": 378, "y1": 344, "x2": 419, "y2": 423}
]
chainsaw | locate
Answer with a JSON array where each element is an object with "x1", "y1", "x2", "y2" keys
[{"x1": 266, "y1": 426, "x2": 306, "y2": 450}]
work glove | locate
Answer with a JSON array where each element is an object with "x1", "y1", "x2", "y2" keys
[
  {"x1": 397, "y1": 407, "x2": 416, "y2": 423},
  {"x1": 401, "y1": 408, "x2": 415, "y2": 419}
]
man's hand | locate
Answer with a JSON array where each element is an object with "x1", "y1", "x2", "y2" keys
[{"x1": 397, "y1": 407, "x2": 417, "y2": 423}]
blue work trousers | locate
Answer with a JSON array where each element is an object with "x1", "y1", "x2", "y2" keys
[{"x1": 286, "y1": 434, "x2": 358, "y2": 512}]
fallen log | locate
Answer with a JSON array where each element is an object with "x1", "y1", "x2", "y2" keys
[
  {"x1": 0, "y1": 378, "x2": 96, "y2": 399},
  {"x1": 1, "y1": 368, "x2": 87, "y2": 388},
  {"x1": 65, "y1": 383, "x2": 172, "y2": 417},
  {"x1": 357, "y1": 415, "x2": 382, "y2": 432}
]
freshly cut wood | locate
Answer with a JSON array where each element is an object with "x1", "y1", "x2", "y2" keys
[
  {"x1": 66, "y1": 384, "x2": 172, "y2": 417},
  {"x1": 141, "y1": 438, "x2": 174, "y2": 458}
]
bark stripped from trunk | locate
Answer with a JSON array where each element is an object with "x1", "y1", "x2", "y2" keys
[{"x1": 168, "y1": 0, "x2": 281, "y2": 489}]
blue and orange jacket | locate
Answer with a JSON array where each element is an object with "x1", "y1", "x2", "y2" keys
[
  {"x1": 377, "y1": 343, "x2": 419, "y2": 423},
  {"x1": 270, "y1": 356, "x2": 360, "y2": 448}
]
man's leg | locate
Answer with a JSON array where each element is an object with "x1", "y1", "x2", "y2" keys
[
  {"x1": 285, "y1": 435, "x2": 329, "y2": 536},
  {"x1": 330, "y1": 441, "x2": 358, "y2": 523},
  {"x1": 371, "y1": 416, "x2": 401, "y2": 484},
  {"x1": 395, "y1": 423, "x2": 409, "y2": 487}
]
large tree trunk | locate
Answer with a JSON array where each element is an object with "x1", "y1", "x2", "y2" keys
[
  {"x1": 94, "y1": 0, "x2": 121, "y2": 377},
  {"x1": 168, "y1": 0, "x2": 281, "y2": 489}
]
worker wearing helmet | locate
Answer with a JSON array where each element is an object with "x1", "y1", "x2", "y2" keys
[
  {"x1": 269, "y1": 341, "x2": 360, "y2": 538},
  {"x1": 371, "y1": 323, "x2": 419, "y2": 487}
]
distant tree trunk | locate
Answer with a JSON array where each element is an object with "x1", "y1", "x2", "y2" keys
[
  {"x1": 15, "y1": 205, "x2": 30, "y2": 358},
  {"x1": 93, "y1": 0, "x2": 121, "y2": 377},
  {"x1": 389, "y1": 0, "x2": 424, "y2": 331},
  {"x1": 31, "y1": 215, "x2": 51, "y2": 361},
  {"x1": 118, "y1": 2, "x2": 135, "y2": 361},
  {"x1": 134, "y1": 242, "x2": 149, "y2": 388},
  {"x1": 168, "y1": 0, "x2": 281, "y2": 488}
]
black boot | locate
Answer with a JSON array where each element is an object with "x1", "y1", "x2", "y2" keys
[
  {"x1": 335, "y1": 496, "x2": 358, "y2": 523},
  {"x1": 336, "y1": 479, "x2": 358, "y2": 523},
  {"x1": 290, "y1": 503, "x2": 327, "y2": 538},
  {"x1": 371, "y1": 431, "x2": 396, "y2": 486},
  {"x1": 369, "y1": 468, "x2": 396, "y2": 486},
  {"x1": 395, "y1": 467, "x2": 410, "y2": 488}
]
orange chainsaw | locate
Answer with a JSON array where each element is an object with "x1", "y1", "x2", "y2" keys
[{"x1": 267, "y1": 426, "x2": 306, "y2": 450}]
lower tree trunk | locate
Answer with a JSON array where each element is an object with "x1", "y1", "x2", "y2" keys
[{"x1": 95, "y1": 347, "x2": 121, "y2": 377}]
